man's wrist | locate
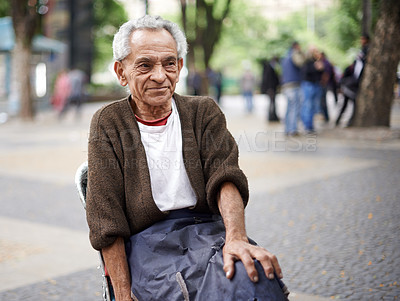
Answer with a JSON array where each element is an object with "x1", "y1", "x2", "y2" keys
[
  {"x1": 115, "y1": 288, "x2": 133, "y2": 301},
  {"x1": 225, "y1": 232, "x2": 248, "y2": 243}
]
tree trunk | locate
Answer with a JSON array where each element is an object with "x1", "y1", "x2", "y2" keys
[
  {"x1": 12, "y1": 37, "x2": 34, "y2": 120},
  {"x1": 362, "y1": 0, "x2": 371, "y2": 35},
  {"x1": 11, "y1": 0, "x2": 38, "y2": 120},
  {"x1": 180, "y1": 0, "x2": 195, "y2": 69},
  {"x1": 197, "y1": 0, "x2": 231, "y2": 69},
  {"x1": 69, "y1": 0, "x2": 93, "y2": 78},
  {"x1": 353, "y1": 0, "x2": 400, "y2": 127},
  {"x1": 180, "y1": 0, "x2": 231, "y2": 70},
  {"x1": 179, "y1": 0, "x2": 231, "y2": 95}
]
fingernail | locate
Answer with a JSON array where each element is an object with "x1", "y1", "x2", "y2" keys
[
  {"x1": 268, "y1": 273, "x2": 274, "y2": 280},
  {"x1": 226, "y1": 270, "x2": 231, "y2": 278},
  {"x1": 279, "y1": 273, "x2": 283, "y2": 279},
  {"x1": 253, "y1": 276, "x2": 259, "y2": 282}
]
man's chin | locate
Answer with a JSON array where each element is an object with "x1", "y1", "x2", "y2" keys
[{"x1": 144, "y1": 93, "x2": 172, "y2": 106}]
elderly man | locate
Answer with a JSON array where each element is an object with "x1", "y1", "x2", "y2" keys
[{"x1": 86, "y1": 15, "x2": 288, "y2": 301}]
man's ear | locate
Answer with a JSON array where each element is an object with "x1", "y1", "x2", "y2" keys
[
  {"x1": 178, "y1": 57, "x2": 184, "y2": 72},
  {"x1": 114, "y1": 61, "x2": 128, "y2": 86},
  {"x1": 175, "y1": 58, "x2": 184, "y2": 83}
]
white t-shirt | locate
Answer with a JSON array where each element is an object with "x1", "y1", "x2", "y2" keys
[{"x1": 137, "y1": 99, "x2": 197, "y2": 212}]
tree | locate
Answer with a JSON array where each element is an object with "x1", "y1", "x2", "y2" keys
[
  {"x1": 0, "y1": 1, "x2": 10, "y2": 17},
  {"x1": 92, "y1": 0, "x2": 127, "y2": 73},
  {"x1": 180, "y1": 0, "x2": 231, "y2": 71},
  {"x1": 353, "y1": 0, "x2": 400, "y2": 127},
  {"x1": 69, "y1": 0, "x2": 94, "y2": 78},
  {"x1": 11, "y1": 0, "x2": 41, "y2": 120},
  {"x1": 362, "y1": 0, "x2": 372, "y2": 36}
]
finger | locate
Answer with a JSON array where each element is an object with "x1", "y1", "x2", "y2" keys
[
  {"x1": 270, "y1": 253, "x2": 283, "y2": 279},
  {"x1": 256, "y1": 251, "x2": 276, "y2": 280},
  {"x1": 223, "y1": 253, "x2": 236, "y2": 279},
  {"x1": 240, "y1": 253, "x2": 259, "y2": 282}
]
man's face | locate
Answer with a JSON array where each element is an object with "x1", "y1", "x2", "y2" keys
[{"x1": 115, "y1": 29, "x2": 183, "y2": 109}]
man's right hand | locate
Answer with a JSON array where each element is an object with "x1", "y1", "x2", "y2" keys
[{"x1": 102, "y1": 237, "x2": 133, "y2": 301}]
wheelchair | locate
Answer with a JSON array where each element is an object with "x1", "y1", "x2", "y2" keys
[
  {"x1": 75, "y1": 162, "x2": 289, "y2": 301},
  {"x1": 75, "y1": 161, "x2": 115, "y2": 301}
]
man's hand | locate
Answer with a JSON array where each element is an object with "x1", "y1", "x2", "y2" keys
[
  {"x1": 222, "y1": 239, "x2": 283, "y2": 282},
  {"x1": 218, "y1": 182, "x2": 283, "y2": 282},
  {"x1": 102, "y1": 237, "x2": 133, "y2": 301}
]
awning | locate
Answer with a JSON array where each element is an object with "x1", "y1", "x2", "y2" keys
[{"x1": 0, "y1": 16, "x2": 66, "y2": 53}]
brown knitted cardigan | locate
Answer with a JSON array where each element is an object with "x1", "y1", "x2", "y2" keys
[{"x1": 86, "y1": 93, "x2": 249, "y2": 251}]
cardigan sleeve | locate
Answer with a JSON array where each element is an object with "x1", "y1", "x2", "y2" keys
[
  {"x1": 85, "y1": 109, "x2": 131, "y2": 251},
  {"x1": 199, "y1": 99, "x2": 249, "y2": 214}
]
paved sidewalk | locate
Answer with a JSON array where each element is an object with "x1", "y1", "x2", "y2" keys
[{"x1": 0, "y1": 94, "x2": 399, "y2": 300}]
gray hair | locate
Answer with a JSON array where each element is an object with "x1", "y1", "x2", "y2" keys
[{"x1": 112, "y1": 15, "x2": 188, "y2": 61}]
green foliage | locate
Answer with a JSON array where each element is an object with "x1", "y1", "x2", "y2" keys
[
  {"x1": 333, "y1": 0, "x2": 379, "y2": 51},
  {"x1": 209, "y1": 0, "x2": 231, "y2": 19},
  {"x1": 87, "y1": 0, "x2": 381, "y2": 89},
  {"x1": 208, "y1": 0, "x2": 381, "y2": 82},
  {"x1": 0, "y1": 0, "x2": 10, "y2": 17},
  {"x1": 92, "y1": 0, "x2": 127, "y2": 73},
  {"x1": 180, "y1": 0, "x2": 232, "y2": 71},
  {"x1": 335, "y1": 0, "x2": 363, "y2": 50},
  {"x1": 210, "y1": 0, "x2": 273, "y2": 77}
]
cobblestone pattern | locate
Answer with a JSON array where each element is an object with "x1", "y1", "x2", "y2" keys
[
  {"x1": 246, "y1": 146, "x2": 400, "y2": 300},
  {"x1": 0, "y1": 268, "x2": 103, "y2": 301},
  {"x1": 1, "y1": 140, "x2": 399, "y2": 300},
  {"x1": 0, "y1": 176, "x2": 88, "y2": 231}
]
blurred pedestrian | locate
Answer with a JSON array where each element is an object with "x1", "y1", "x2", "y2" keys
[
  {"x1": 51, "y1": 70, "x2": 70, "y2": 113},
  {"x1": 240, "y1": 65, "x2": 257, "y2": 113},
  {"x1": 59, "y1": 68, "x2": 87, "y2": 119},
  {"x1": 301, "y1": 46, "x2": 324, "y2": 133},
  {"x1": 187, "y1": 68, "x2": 202, "y2": 96},
  {"x1": 206, "y1": 67, "x2": 223, "y2": 104},
  {"x1": 281, "y1": 41, "x2": 305, "y2": 136},
  {"x1": 261, "y1": 57, "x2": 280, "y2": 121},
  {"x1": 397, "y1": 65, "x2": 400, "y2": 98},
  {"x1": 336, "y1": 34, "x2": 370, "y2": 127},
  {"x1": 214, "y1": 70, "x2": 223, "y2": 104},
  {"x1": 320, "y1": 52, "x2": 337, "y2": 123}
]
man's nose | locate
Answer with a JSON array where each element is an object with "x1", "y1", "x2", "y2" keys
[{"x1": 150, "y1": 64, "x2": 167, "y2": 82}]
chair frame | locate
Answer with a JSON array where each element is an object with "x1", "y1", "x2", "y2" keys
[{"x1": 75, "y1": 161, "x2": 114, "y2": 301}]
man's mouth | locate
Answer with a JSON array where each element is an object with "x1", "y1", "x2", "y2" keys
[{"x1": 147, "y1": 86, "x2": 168, "y2": 91}]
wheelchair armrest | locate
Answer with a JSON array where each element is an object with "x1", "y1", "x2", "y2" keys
[{"x1": 75, "y1": 161, "x2": 88, "y2": 209}]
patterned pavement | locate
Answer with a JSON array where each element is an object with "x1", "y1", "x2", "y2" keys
[{"x1": 0, "y1": 94, "x2": 399, "y2": 300}]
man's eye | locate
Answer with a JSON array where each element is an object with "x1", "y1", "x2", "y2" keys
[{"x1": 165, "y1": 61, "x2": 177, "y2": 70}]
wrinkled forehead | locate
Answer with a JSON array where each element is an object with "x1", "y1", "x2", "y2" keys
[
  {"x1": 130, "y1": 28, "x2": 177, "y2": 52},
  {"x1": 126, "y1": 29, "x2": 179, "y2": 63}
]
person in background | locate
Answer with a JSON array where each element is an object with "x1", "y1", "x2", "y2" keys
[
  {"x1": 301, "y1": 46, "x2": 324, "y2": 133},
  {"x1": 206, "y1": 67, "x2": 223, "y2": 104},
  {"x1": 336, "y1": 34, "x2": 370, "y2": 127},
  {"x1": 214, "y1": 70, "x2": 223, "y2": 104},
  {"x1": 320, "y1": 52, "x2": 336, "y2": 123},
  {"x1": 261, "y1": 57, "x2": 280, "y2": 122},
  {"x1": 397, "y1": 65, "x2": 400, "y2": 98},
  {"x1": 187, "y1": 67, "x2": 202, "y2": 96},
  {"x1": 86, "y1": 15, "x2": 289, "y2": 301},
  {"x1": 240, "y1": 64, "x2": 257, "y2": 113},
  {"x1": 51, "y1": 70, "x2": 70, "y2": 114},
  {"x1": 59, "y1": 68, "x2": 87, "y2": 119},
  {"x1": 281, "y1": 41, "x2": 305, "y2": 136}
]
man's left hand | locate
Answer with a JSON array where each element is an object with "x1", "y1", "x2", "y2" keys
[
  {"x1": 222, "y1": 238, "x2": 283, "y2": 283},
  {"x1": 217, "y1": 182, "x2": 283, "y2": 283}
]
